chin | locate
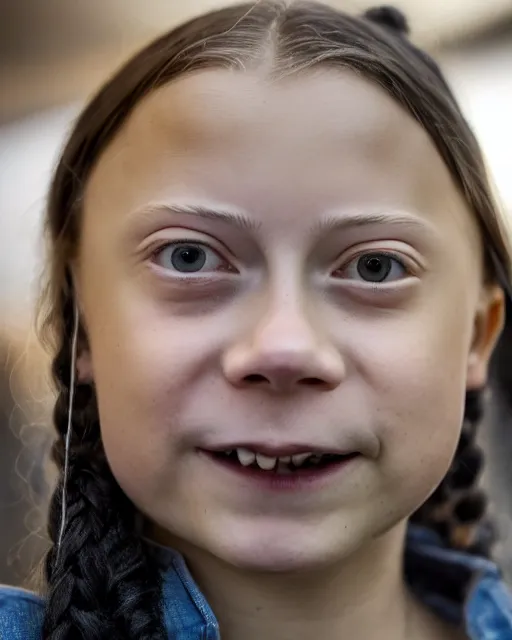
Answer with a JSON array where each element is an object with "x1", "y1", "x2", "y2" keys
[
  {"x1": 219, "y1": 544, "x2": 330, "y2": 573},
  {"x1": 153, "y1": 500, "x2": 391, "y2": 575},
  {"x1": 203, "y1": 521, "x2": 363, "y2": 574}
]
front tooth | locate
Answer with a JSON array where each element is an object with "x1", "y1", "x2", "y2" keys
[
  {"x1": 309, "y1": 454, "x2": 323, "y2": 464},
  {"x1": 256, "y1": 453, "x2": 277, "y2": 470},
  {"x1": 237, "y1": 448, "x2": 256, "y2": 466},
  {"x1": 292, "y1": 452, "x2": 313, "y2": 466}
]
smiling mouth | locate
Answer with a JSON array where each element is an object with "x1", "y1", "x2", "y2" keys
[{"x1": 208, "y1": 448, "x2": 360, "y2": 475}]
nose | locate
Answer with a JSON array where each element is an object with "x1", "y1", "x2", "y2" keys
[{"x1": 222, "y1": 300, "x2": 345, "y2": 394}]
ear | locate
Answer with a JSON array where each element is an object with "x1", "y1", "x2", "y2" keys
[
  {"x1": 71, "y1": 263, "x2": 94, "y2": 384},
  {"x1": 467, "y1": 285, "x2": 505, "y2": 390},
  {"x1": 76, "y1": 348, "x2": 93, "y2": 384}
]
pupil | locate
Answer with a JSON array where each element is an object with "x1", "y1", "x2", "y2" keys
[
  {"x1": 366, "y1": 258, "x2": 382, "y2": 273},
  {"x1": 181, "y1": 249, "x2": 198, "y2": 263},
  {"x1": 171, "y1": 246, "x2": 206, "y2": 272},
  {"x1": 357, "y1": 255, "x2": 391, "y2": 282}
]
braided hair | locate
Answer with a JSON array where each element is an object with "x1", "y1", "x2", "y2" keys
[{"x1": 38, "y1": 3, "x2": 510, "y2": 638}]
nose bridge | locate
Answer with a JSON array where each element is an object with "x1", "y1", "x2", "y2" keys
[
  {"x1": 253, "y1": 285, "x2": 320, "y2": 357},
  {"x1": 223, "y1": 278, "x2": 345, "y2": 391}
]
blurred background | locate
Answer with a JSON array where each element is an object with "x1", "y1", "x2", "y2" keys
[{"x1": 1, "y1": 0, "x2": 512, "y2": 586}]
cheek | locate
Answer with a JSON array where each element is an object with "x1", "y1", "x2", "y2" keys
[
  {"x1": 355, "y1": 298, "x2": 473, "y2": 508},
  {"x1": 83, "y1": 295, "x2": 222, "y2": 505}
]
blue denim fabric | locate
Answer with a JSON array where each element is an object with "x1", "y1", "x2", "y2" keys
[
  {"x1": 405, "y1": 526, "x2": 512, "y2": 639},
  {"x1": 0, "y1": 586, "x2": 43, "y2": 640},
  {"x1": 1, "y1": 525, "x2": 511, "y2": 639}
]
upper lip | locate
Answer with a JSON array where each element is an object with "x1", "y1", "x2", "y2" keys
[{"x1": 203, "y1": 443, "x2": 359, "y2": 457}]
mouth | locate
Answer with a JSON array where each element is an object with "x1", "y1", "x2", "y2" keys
[{"x1": 204, "y1": 447, "x2": 360, "y2": 476}]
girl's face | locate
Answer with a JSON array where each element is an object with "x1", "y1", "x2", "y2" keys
[{"x1": 77, "y1": 69, "x2": 503, "y2": 571}]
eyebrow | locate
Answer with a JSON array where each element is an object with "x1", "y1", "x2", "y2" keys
[
  {"x1": 311, "y1": 210, "x2": 432, "y2": 236},
  {"x1": 131, "y1": 202, "x2": 433, "y2": 236},
  {"x1": 132, "y1": 203, "x2": 262, "y2": 232}
]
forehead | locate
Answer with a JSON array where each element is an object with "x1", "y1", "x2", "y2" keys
[{"x1": 84, "y1": 67, "x2": 479, "y2": 246}]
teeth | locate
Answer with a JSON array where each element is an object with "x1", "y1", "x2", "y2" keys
[
  {"x1": 236, "y1": 448, "x2": 256, "y2": 466},
  {"x1": 256, "y1": 453, "x2": 277, "y2": 470},
  {"x1": 292, "y1": 452, "x2": 313, "y2": 466},
  {"x1": 232, "y1": 448, "x2": 327, "y2": 471}
]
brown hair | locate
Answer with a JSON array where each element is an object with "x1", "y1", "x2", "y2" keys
[{"x1": 38, "y1": 2, "x2": 511, "y2": 638}]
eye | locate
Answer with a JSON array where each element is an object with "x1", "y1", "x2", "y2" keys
[
  {"x1": 153, "y1": 242, "x2": 230, "y2": 274},
  {"x1": 335, "y1": 252, "x2": 407, "y2": 283}
]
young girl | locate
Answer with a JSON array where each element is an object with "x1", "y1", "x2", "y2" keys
[{"x1": 1, "y1": 2, "x2": 512, "y2": 638}]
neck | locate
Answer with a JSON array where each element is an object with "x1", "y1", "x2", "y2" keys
[{"x1": 169, "y1": 523, "x2": 432, "y2": 640}]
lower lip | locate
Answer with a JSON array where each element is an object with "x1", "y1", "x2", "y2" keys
[{"x1": 201, "y1": 451, "x2": 360, "y2": 491}]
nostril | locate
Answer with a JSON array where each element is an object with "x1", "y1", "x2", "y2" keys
[
  {"x1": 243, "y1": 374, "x2": 269, "y2": 384},
  {"x1": 242, "y1": 375, "x2": 327, "y2": 387},
  {"x1": 300, "y1": 377, "x2": 325, "y2": 386}
]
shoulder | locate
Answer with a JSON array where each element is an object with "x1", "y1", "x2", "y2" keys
[{"x1": 0, "y1": 584, "x2": 44, "y2": 639}]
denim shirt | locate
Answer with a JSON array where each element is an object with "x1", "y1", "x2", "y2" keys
[{"x1": 1, "y1": 525, "x2": 512, "y2": 639}]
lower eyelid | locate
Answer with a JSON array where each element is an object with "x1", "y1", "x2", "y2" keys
[
  {"x1": 147, "y1": 263, "x2": 239, "y2": 290},
  {"x1": 149, "y1": 262, "x2": 236, "y2": 280}
]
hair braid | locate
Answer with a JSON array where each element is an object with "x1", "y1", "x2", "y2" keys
[{"x1": 42, "y1": 300, "x2": 166, "y2": 640}]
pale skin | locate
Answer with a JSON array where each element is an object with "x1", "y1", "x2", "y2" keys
[{"x1": 74, "y1": 68, "x2": 504, "y2": 639}]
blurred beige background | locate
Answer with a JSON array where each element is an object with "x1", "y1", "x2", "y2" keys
[{"x1": 0, "y1": 0, "x2": 511, "y2": 585}]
